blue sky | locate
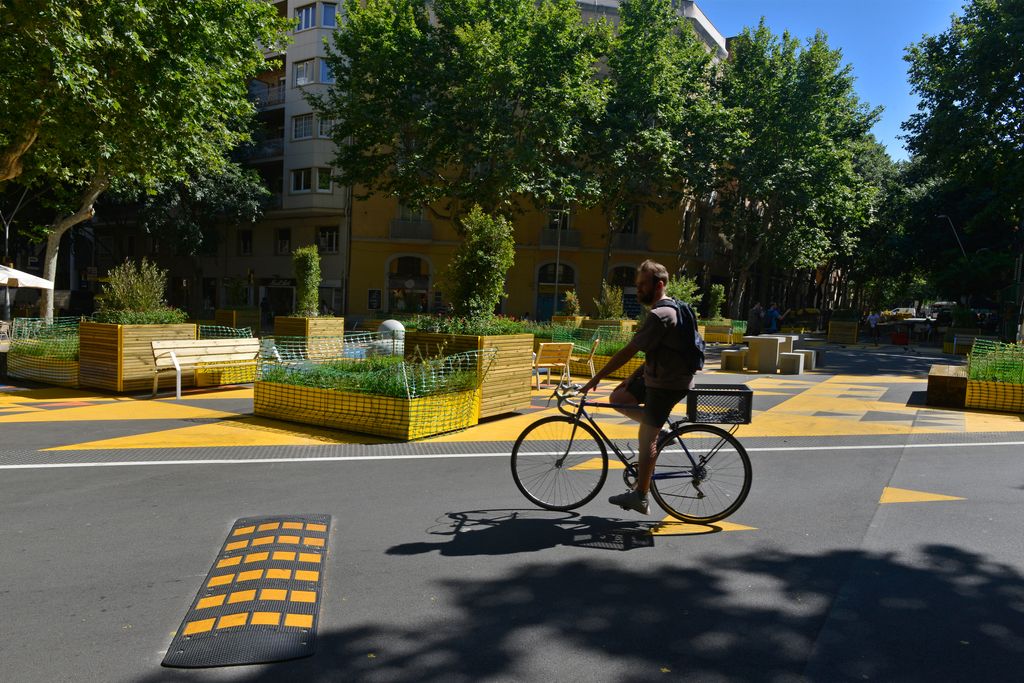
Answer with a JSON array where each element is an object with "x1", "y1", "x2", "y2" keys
[{"x1": 700, "y1": 0, "x2": 967, "y2": 161}]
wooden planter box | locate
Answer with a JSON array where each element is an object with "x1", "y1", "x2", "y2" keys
[
  {"x1": 926, "y1": 364, "x2": 967, "y2": 408},
  {"x1": 827, "y1": 321, "x2": 859, "y2": 344},
  {"x1": 581, "y1": 319, "x2": 637, "y2": 333},
  {"x1": 404, "y1": 331, "x2": 533, "y2": 418},
  {"x1": 274, "y1": 316, "x2": 346, "y2": 337},
  {"x1": 215, "y1": 309, "x2": 261, "y2": 330},
  {"x1": 79, "y1": 321, "x2": 197, "y2": 392},
  {"x1": 965, "y1": 380, "x2": 1024, "y2": 414},
  {"x1": 195, "y1": 361, "x2": 259, "y2": 387},
  {"x1": 7, "y1": 354, "x2": 79, "y2": 388},
  {"x1": 254, "y1": 381, "x2": 480, "y2": 440},
  {"x1": 551, "y1": 315, "x2": 587, "y2": 328},
  {"x1": 587, "y1": 354, "x2": 645, "y2": 380}
]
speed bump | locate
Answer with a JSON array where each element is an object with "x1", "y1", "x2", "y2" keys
[{"x1": 163, "y1": 515, "x2": 330, "y2": 668}]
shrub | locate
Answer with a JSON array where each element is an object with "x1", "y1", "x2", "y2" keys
[
  {"x1": 94, "y1": 258, "x2": 186, "y2": 324},
  {"x1": 665, "y1": 275, "x2": 702, "y2": 309},
  {"x1": 406, "y1": 314, "x2": 527, "y2": 336},
  {"x1": 293, "y1": 245, "x2": 321, "y2": 317},
  {"x1": 561, "y1": 289, "x2": 581, "y2": 316},
  {"x1": 593, "y1": 281, "x2": 624, "y2": 319},
  {"x1": 706, "y1": 283, "x2": 726, "y2": 320},
  {"x1": 443, "y1": 206, "x2": 516, "y2": 319}
]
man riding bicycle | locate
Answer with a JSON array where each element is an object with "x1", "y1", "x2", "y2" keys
[{"x1": 579, "y1": 260, "x2": 695, "y2": 514}]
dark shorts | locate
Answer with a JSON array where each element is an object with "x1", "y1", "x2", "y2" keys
[{"x1": 625, "y1": 371, "x2": 689, "y2": 428}]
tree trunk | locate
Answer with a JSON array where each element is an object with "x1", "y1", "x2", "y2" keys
[
  {"x1": 0, "y1": 119, "x2": 41, "y2": 183},
  {"x1": 38, "y1": 170, "x2": 109, "y2": 320}
]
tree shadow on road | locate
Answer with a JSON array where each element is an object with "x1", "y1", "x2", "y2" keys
[{"x1": 147, "y1": 542, "x2": 1024, "y2": 682}]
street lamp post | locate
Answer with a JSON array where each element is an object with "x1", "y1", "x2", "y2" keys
[{"x1": 937, "y1": 214, "x2": 968, "y2": 260}]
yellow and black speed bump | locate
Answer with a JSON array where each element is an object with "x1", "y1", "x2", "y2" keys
[{"x1": 162, "y1": 514, "x2": 330, "y2": 668}]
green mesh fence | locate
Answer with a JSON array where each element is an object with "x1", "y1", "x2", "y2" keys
[
  {"x1": 253, "y1": 349, "x2": 496, "y2": 440},
  {"x1": 198, "y1": 325, "x2": 254, "y2": 339},
  {"x1": 7, "y1": 317, "x2": 82, "y2": 387},
  {"x1": 967, "y1": 339, "x2": 1024, "y2": 384},
  {"x1": 261, "y1": 333, "x2": 404, "y2": 363},
  {"x1": 550, "y1": 325, "x2": 641, "y2": 359}
]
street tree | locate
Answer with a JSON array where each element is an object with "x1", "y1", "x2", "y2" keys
[
  {"x1": 585, "y1": 0, "x2": 721, "y2": 279},
  {"x1": 903, "y1": 0, "x2": 1024, "y2": 233},
  {"x1": 0, "y1": 1, "x2": 289, "y2": 318},
  {"x1": 313, "y1": 0, "x2": 609, "y2": 229},
  {"x1": 713, "y1": 23, "x2": 880, "y2": 316}
]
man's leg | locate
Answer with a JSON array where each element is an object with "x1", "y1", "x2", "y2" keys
[
  {"x1": 608, "y1": 369, "x2": 645, "y2": 423},
  {"x1": 634, "y1": 421, "x2": 661, "y2": 495}
]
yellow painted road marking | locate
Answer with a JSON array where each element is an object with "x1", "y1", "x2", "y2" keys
[
  {"x1": 260, "y1": 589, "x2": 287, "y2": 601},
  {"x1": 217, "y1": 613, "x2": 248, "y2": 629},
  {"x1": 879, "y1": 487, "x2": 965, "y2": 503},
  {"x1": 216, "y1": 557, "x2": 242, "y2": 568},
  {"x1": 284, "y1": 613, "x2": 313, "y2": 628},
  {"x1": 0, "y1": 401, "x2": 239, "y2": 424},
  {"x1": 196, "y1": 595, "x2": 225, "y2": 609},
  {"x1": 251, "y1": 612, "x2": 281, "y2": 625},
  {"x1": 569, "y1": 457, "x2": 625, "y2": 471},
  {"x1": 266, "y1": 569, "x2": 291, "y2": 580},
  {"x1": 182, "y1": 618, "x2": 216, "y2": 635},
  {"x1": 650, "y1": 518, "x2": 757, "y2": 536}
]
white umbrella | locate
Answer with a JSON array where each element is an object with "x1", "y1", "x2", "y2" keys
[{"x1": 0, "y1": 264, "x2": 53, "y2": 290}]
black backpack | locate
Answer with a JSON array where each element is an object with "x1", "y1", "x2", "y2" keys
[{"x1": 651, "y1": 298, "x2": 706, "y2": 373}]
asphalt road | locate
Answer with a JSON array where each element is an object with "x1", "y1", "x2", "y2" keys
[{"x1": 2, "y1": 347, "x2": 1024, "y2": 681}]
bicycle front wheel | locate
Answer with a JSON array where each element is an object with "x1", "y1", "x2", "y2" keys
[
  {"x1": 651, "y1": 424, "x2": 751, "y2": 523},
  {"x1": 511, "y1": 416, "x2": 608, "y2": 511}
]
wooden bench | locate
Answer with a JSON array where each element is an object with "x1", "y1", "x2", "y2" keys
[
  {"x1": 926, "y1": 364, "x2": 967, "y2": 408},
  {"x1": 152, "y1": 338, "x2": 261, "y2": 399}
]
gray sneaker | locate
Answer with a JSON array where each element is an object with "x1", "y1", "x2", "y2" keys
[{"x1": 609, "y1": 490, "x2": 649, "y2": 515}]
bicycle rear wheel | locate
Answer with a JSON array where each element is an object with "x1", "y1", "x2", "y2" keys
[
  {"x1": 651, "y1": 423, "x2": 751, "y2": 523},
  {"x1": 511, "y1": 416, "x2": 608, "y2": 511}
]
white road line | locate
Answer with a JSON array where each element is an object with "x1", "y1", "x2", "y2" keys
[{"x1": 2, "y1": 439, "x2": 1024, "y2": 470}]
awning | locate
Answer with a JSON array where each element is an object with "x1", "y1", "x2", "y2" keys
[{"x1": 0, "y1": 265, "x2": 54, "y2": 290}]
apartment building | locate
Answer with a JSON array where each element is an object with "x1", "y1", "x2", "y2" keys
[{"x1": 199, "y1": 0, "x2": 729, "y2": 324}]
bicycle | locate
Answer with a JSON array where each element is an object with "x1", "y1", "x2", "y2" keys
[{"x1": 511, "y1": 382, "x2": 754, "y2": 523}]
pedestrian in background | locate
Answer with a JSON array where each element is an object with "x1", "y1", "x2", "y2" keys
[{"x1": 747, "y1": 302, "x2": 763, "y2": 335}]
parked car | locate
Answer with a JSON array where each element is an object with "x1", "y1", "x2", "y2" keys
[{"x1": 888, "y1": 307, "x2": 917, "y2": 319}]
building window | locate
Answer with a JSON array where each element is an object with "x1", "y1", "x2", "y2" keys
[
  {"x1": 398, "y1": 202, "x2": 424, "y2": 222},
  {"x1": 538, "y1": 263, "x2": 575, "y2": 285},
  {"x1": 318, "y1": 226, "x2": 339, "y2": 253},
  {"x1": 238, "y1": 230, "x2": 253, "y2": 256},
  {"x1": 318, "y1": 117, "x2": 335, "y2": 138},
  {"x1": 292, "y1": 113, "x2": 313, "y2": 140},
  {"x1": 293, "y1": 59, "x2": 314, "y2": 86},
  {"x1": 276, "y1": 228, "x2": 292, "y2": 255},
  {"x1": 291, "y1": 168, "x2": 312, "y2": 193},
  {"x1": 319, "y1": 59, "x2": 335, "y2": 84},
  {"x1": 322, "y1": 2, "x2": 338, "y2": 28},
  {"x1": 295, "y1": 4, "x2": 315, "y2": 31},
  {"x1": 316, "y1": 168, "x2": 333, "y2": 193},
  {"x1": 548, "y1": 208, "x2": 570, "y2": 231}
]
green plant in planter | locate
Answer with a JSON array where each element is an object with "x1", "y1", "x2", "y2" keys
[
  {"x1": 593, "y1": 281, "x2": 624, "y2": 319},
  {"x1": 293, "y1": 245, "x2": 322, "y2": 317},
  {"x1": 562, "y1": 289, "x2": 581, "y2": 316},
  {"x1": 665, "y1": 274, "x2": 702, "y2": 309},
  {"x1": 224, "y1": 277, "x2": 252, "y2": 308},
  {"x1": 93, "y1": 258, "x2": 186, "y2": 324},
  {"x1": 706, "y1": 283, "x2": 726, "y2": 320},
  {"x1": 442, "y1": 206, "x2": 516, "y2": 319}
]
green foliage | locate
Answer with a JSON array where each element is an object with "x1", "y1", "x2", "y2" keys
[
  {"x1": 314, "y1": 0, "x2": 608, "y2": 219},
  {"x1": 952, "y1": 305, "x2": 977, "y2": 328},
  {"x1": 561, "y1": 289, "x2": 581, "y2": 316},
  {"x1": 136, "y1": 163, "x2": 269, "y2": 256},
  {"x1": 593, "y1": 281, "x2": 624, "y2": 319},
  {"x1": 968, "y1": 340, "x2": 1024, "y2": 384},
  {"x1": 96, "y1": 259, "x2": 180, "y2": 317},
  {"x1": 442, "y1": 206, "x2": 516, "y2": 319},
  {"x1": 830, "y1": 309, "x2": 860, "y2": 322},
  {"x1": 292, "y1": 245, "x2": 322, "y2": 317},
  {"x1": 261, "y1": 355, "x2": 479, "y2": 398},
  {"x1": 706, "y1": 284, "x2": 726, "y2": 320},
  {"x1": 665, "y1": 275, "x2": 702, "y2": 308},
  {"x1": 714, "y1": 22, "x2": 881, "y2": 315},
  {"x1": 407, "y1": 314, "x2": 528, "y2": 336},
  {"x1": 92, "y1": 309, "x2": 189, "y2": 325},
  {"x1": 904, "y1": 0, "x2": 1024, "y2": 232},
  {"x1": 589, "y1": 0, "x2": 720, "y2": 276}
]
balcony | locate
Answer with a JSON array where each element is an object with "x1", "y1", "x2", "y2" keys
[
  {"x1": 237, "y1": 137, "x2": 284, "y2": 161},
  {"x1": 252, "y1": 84, "x2": 285, "y2": 109},
  {"x1": 539, "y1": 228, "x2": 581, "y2": 248},
  {"x1": 611, "y1": 231, "x2": 649, "y2": 251},
  {"x1": 390, "y1": 219, "x2": 433, "y2": 240}
]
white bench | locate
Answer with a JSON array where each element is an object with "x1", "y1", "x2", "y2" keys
[
  {"x1": 778, "y1": 351, "x2": 804, "y2": 375},
  {"x1": 152, "y1": 338, "x2": 261, "y2": 399}
]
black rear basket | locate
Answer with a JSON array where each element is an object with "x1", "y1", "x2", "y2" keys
[{"x1": 686, "y1": 384, "x2": 753, "y2": 424}]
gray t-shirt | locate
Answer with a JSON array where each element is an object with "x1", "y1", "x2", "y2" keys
[{"x1": 631, "y1": 298, "x2": 695, "y2": 390}]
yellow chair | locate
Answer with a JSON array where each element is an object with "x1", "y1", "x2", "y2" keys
[
  {"x1": 569, "y1": 337, "x2": 600, "y2": 378},
  {"x1": 533, "y1": 342, "x2": 573, "y2": 389}
]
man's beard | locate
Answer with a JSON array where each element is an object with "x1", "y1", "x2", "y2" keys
[{"x1": 638, "y1": 289, "x2": 657, "y2": 306}]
